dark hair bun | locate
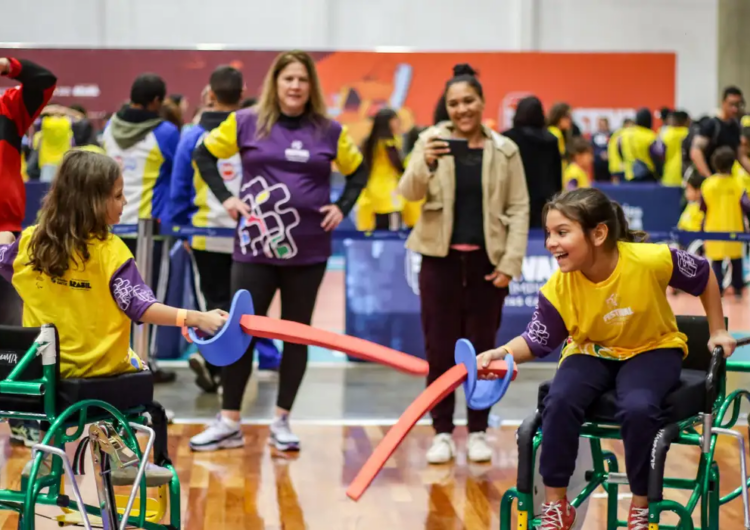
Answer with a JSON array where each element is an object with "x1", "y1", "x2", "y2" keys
[{"x1": 453, "y1": 63, "x2": 477, "y2": 77}]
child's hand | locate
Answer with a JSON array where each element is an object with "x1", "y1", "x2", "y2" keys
[
  {"x1": 708, "y1": 329, "x2": 737, "y2": 358},
  {"x1": 0, "y1": 232, "x2": 16, "y2": 245},
  {"x1": 477, "y1": 347, "x2": 506, "y2": 380},
  {"x1": 196, "y1": 309, "x2": 229, "y2": 336}
]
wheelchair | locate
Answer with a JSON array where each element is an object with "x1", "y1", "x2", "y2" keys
[
  {"x1": 499, "y1": 316, "x2": 750, "y2": 530},
  {"x1": 0, "y1": 324, "x2": 180, "y2": 529}
]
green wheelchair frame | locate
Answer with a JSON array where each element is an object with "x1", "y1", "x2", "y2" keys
[
  {"x1": 499, "y1": 316, "x2": 750, "y2": 530},
  {"x1": 0, "y1": 324, "x2": 181, "y2": 529}
]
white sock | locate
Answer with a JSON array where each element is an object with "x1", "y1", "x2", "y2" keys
[{"x1": 221, "y1": 416, "x2": 240, "y2": 430}]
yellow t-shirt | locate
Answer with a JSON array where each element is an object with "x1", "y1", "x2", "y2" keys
[
  {"x1": 9, "y1": 227, "x2": 151, "y2": 379},
  {"x1": 733, "y1": 161, "x2": 750, "y2": 194},
  {"x1": 701, "y1": 174, "x2": 747, "y2": 260},
  {"x1": 540, "y1": 242, "x2": 688, "y2": 362},
  {"x1": 548, "y1": 125, "x2": 567, "y2": 171},
  {"x1": 660, "y1": 125, "x2": 689, "y2": 186},
  {"x1": 677, "y1": 202, "x2": 704, "y2": 232},
  {"x1": 562, "y1": 162, "x2": 590, "y2": 189}
]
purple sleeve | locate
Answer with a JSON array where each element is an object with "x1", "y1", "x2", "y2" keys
[
  {"x1": 109, "y1": 258, "x2": 158, "y2": 323},
  {"x1": 669, "y1": 248, "x2": 710, "y2": 296},
  {"x1": 0, "y1": 239, "x2": 19, "y2": 283},
  {"x1": 521, "y1": 293, "x2": 569, "y2": 358},
  {"x1": 650, "y1": 139, "x2": 665, "y2": 161},
  {"x1": 741, "y1": 192, "x2": 750, "y2": 217}
]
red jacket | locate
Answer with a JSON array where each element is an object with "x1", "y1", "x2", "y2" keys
[{"x1": 0, "y1": 58, "x2": 57, "y2": 232}]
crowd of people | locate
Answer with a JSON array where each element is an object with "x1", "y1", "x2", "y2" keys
[{"x1": 1, "y1": 50, "x2": 749, "y2": 530}]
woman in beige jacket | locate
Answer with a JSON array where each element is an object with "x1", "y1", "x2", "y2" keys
[{"x1": 398, "y1": 64, "x2": 529, "y2": 464}]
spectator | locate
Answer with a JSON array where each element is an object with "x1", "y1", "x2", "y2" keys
[
  {"x1": 617, "y1": 108, "x2": 663, "y2": 182},
  {"x1": 563, "y1": 137, "x2": 593, "y2": 189},
  {"x1": 102, "y1": 73, "x2": 180, "y2": 383},
  {"x1": 691, "y1": 86, "x2": 750, "y2": 178},
  {"x1": 356, "y1": 108, "x2": 405, "y2": 231},
  {"x1": 398, "y1": 63, "x2": 529, "y2": 465},
  {"x1": 591, "y1": 117, "x2": 611, "y2": 182},
  {"x1": 660, "y1": 110, "x2": 690, "y2": 186},
  {"x1": 608, "y1": 118, "x2": 634, "y2": 181},
  {"x1": 502, "y1": 96, "x2": 562, "y2": 229},
  {"x1": 677, "y1": 172, "x2": 705, "y2": 233},
  {"x1": 547, "y1": 102, "x2": 572, "y2": 168}
]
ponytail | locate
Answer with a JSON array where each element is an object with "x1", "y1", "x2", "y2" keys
[{"x1": 611, "y1": 201, "x2": 649, "y2": 243}]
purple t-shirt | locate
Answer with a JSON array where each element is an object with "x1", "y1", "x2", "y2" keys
[
  {"x1": 521, "y1": 248, "x2": 711, "y2": 357},
  {"x1": 0, "y1": 238, "x2": 156, "y2": 323},
  {"x1": 232, "y1": 112, "x2": 353, "y2": 265}
]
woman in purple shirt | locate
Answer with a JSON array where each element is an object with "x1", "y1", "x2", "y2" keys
[{"x1": 189, "y1": 51, "x2": 368, "y2": 453}]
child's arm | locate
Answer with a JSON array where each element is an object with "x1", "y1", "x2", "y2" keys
[
  {"x1": 668, "y1": 248, "x2": 736, "y2": 357},
  {"x1": 110, "y1": 259, "x2": 227, "y2": 335},
  {"x1": 477, "y1": 293, "x2": 569, "y2": 372}
]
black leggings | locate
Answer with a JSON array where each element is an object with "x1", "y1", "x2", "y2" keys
[{"x1": 222, "y1": 260, "x2": 327, "y2": 411}]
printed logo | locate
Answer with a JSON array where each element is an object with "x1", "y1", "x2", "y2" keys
[
  {"x1": 606, "y1": 293, "x2": 619, "y2": 309},
  {"x1": 218, "y1": 159, "x2": 240, "y2": 182},
  {"x1": 238, "y1": 176, "x2": 300, "y2": 259},
  {"x1": 0, "y1": 352, "x2": 18, "y2": 365},
  {"x1": 526, "y1": 310, "x2": 550, "y2": 346},
  {"x1": 51, "y1": 277, "x2": 91, "y2": 290},
  {"x1": 675, "y1": 250, "x2": 698, "y2": 278},
  {"x1": 0, "y1": 245, "x2": 7, "y2": 264},
  {"x1": 602, "y1": 291, "x2": 633, "y2": 325},
  {"x1": 112, "y1": 278, "x2": 157, "y2": 311},
  {"x1": 284, "y1": 140, "x2": 310, "y2": 163}
]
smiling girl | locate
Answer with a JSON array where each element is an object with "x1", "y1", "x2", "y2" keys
[{"x1": 477, "y1": 187, "x2": 734, "y2": 530}]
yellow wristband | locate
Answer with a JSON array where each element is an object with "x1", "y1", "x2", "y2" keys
[{"x1": 176, "y1": 309, "x2": 188, "y2": 327}]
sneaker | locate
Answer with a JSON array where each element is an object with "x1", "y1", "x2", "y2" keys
[
  {"x1": 539, "y1": 499, "x2": 577, "y2": 530},
  {"x1": 628, "y1": 504, "x2": 649, "y2": 530},
  {"x1": 188, "y1": 415, "x2": 244, "y2": 452},
  {"x1": 269, "y1": 415, "x2": 299, "y2": 451},
  {"x1": 188, "y1": 353, "x2": 219, "y2": 393},
  {"x1": 467, "y1": 431, "x2": 492, "y2": 462},
  {"x1": 10, "y1": 421, "x2": 41, "y2": 448},
  {"x1": 426, "y1": 433, "x2": 455, "y2": 464},
  {"x1": 22, "y1": 456, "x2": 173, "y2": 487}
]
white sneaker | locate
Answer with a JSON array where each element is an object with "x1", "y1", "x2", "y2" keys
[
  {"x1": 467, "y1": 432, "x2": 493, "y2": 462},
  {"x1": 189, "y1": 414, "x2": 244, "y2": 452},
  {"x1": 269, "y1": 414, "x2": 300, "y2": 451},
  {"x1": 426, "y1": 433, "x2": 455, "y2": 464}
]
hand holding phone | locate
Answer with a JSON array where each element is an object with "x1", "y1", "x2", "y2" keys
[{"x1": 423, "y1": 136, "x2": 450, "y2": 166}]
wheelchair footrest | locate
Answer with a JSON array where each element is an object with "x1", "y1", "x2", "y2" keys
[{"x1": 607, "y1": 472, "x2": 629, "y2": 485}]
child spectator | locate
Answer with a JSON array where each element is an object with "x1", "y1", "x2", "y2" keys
[{"x1": 562, "y1": 137, "x2": 593, "y2": 189}]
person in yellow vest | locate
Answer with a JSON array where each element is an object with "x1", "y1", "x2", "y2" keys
[
  {"x1": 677, "y1": 173, "x2": 705, "y2": 233},
  {"x1": 355, "y1": 108, "x2": 406, "y2": 231},
  {"x1": 607, "y1": 118, "x2": 633, "y2": 182},
  {"x1": 562, "y1": 137, "x2": 593, "y2": 189},
  {"x1": 0, "y1": 149, "x2": 226, "y2": 480},
  {"x1": 617, "y1": 108, "x2": 664, "y2": 182},
  {"x1": 476, "y1": 187, "x2": 733, "y2": 530},
  {"x1": 660, "y1": 110, "x2": 690, "y2": 186},
  {"x1": 701, "y1": 146, "x2": 750, "y2": 298},
  {"x1": 547, "y1": 102, "x2": 572, "y2": 170}
]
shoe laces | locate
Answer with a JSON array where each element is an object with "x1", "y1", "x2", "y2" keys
[
  {"x1": 539, "y1": 502, "x2": 565, "y2": 530},
  {"x1": 629, "y1": 507, "x2": 649, "y2": 530}
]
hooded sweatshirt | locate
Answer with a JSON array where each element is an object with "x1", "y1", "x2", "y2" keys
[{"x1": 102, "y1": 106, "x2": 180, "y2": 224}]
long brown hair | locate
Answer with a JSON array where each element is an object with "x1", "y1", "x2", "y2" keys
[
  {"x1": 542, "y1": 188, "x2": 648, "y2": 250},
  {"x1": 27, "y1": 150, "x2": 121, "y2": 278},
  {"x1": 255, "y1": 50, "x2": 328, "y2": 138}
]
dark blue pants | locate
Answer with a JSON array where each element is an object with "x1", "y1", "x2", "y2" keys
[
  {"x1": 711, "y1": 258, "x2": 744, "y2": 295},
  {"x1": 540, "y1": 349, "x2": 683, "y2": 496}
]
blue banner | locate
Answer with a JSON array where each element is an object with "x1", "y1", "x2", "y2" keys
[{"x1": 595, "y1": 183, "x2": 683, "y2": 233}]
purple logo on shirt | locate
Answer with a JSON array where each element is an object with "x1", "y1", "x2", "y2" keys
[{"x1": 238, "y1": 176, "x2": 301, "y2": 260}]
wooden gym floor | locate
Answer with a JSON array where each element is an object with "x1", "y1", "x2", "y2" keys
[{"x1": 3, "y1": 271, "x2": 750, "y2": 528}]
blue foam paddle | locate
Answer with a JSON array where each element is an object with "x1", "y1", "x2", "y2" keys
[
  {"x1": 454, "y1": 339, "x2": 515, "y2": 410},
  {"x1": 187, "y1": 289, "x2": 254, "y2": 367}
]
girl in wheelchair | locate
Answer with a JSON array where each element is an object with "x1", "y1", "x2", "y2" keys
[
  {"x1": 478, "y1": 188, "x2": 736, "y2": 530},
  {"x1": 0, "y1": 149, "x2": 227, "y2": 481}
]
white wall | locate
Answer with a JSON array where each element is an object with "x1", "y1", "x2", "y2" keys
[{"x1": 0, "y1": 0, "x2": 717, "y2": 115}]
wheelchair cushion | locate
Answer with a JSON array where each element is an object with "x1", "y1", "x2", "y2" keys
[
  {"x1": 0, "y1": 371, "x2": 154, "y2": 416},
  {"x1": 537, "y1": 369, "x2": 706, "y2": 423}
]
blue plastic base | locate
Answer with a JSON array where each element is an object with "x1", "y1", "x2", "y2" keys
[
  {"x1": 187, "y1": 289, "x2": 255, "y2": 367},
  {"x1": 454, "y1": 339, "x2": 514, "y2": 410}
]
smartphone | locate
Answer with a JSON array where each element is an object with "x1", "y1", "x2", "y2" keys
[{"x1": 443, "y1": 138, "x2": 469, "y2": 157}]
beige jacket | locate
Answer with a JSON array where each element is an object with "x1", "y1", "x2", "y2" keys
[{"x1": 398, "y1": 122, "x2": 530, "y2": 278}]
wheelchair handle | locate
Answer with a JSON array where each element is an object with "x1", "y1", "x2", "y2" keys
[{"x1": 706, "y1": 346, "x2": 725, "y2": 415}]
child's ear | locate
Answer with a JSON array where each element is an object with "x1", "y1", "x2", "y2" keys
[{"x1": 592, "y1": 223, "x2": 609, "y2": 247}]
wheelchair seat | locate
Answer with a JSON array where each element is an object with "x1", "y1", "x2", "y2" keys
[
  {"x1": 537, "y1": 368, "x2": 706, "y2": 423},
  {"x1": 535, "y1": 315, "x2": 721, "y2": 425}
]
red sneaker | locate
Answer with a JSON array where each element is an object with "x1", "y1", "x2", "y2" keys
[
  {"x1": 628, "y1": 504, "x2": 649, "y2": 530},
  {"x1": 539, "y1": 498, "x2": 577, "y2": 530}
]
